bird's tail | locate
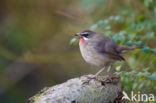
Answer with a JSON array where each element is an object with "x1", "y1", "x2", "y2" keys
[{"x1": 117, "y1": 45, "x2": 143, "y2": 53}]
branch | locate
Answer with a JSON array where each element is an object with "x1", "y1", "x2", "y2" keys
[{"x1": 29, "y1": 74, "x2": 123, "y2": 103}]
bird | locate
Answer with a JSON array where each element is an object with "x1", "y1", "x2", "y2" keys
[{"x1": 75, "y1": 30, "x2": 142, "y2": 78}]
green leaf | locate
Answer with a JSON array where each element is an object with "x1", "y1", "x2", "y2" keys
[
  {"x1": 148, "y1": 72, "x2": 156, "y2": 80},
  {"x1": 134, "y1": 41, "x2": 142, "y2": 46},
  {"x1": 119, "y1": 31, "x2": 126, "y2": 35},
  {"x1": 103, "y1": 31, "x2": 111, "y2": 37},
  {"x1": 107, "y1": 66, "x2": 111, "y2": 72},
  {"x1": 128, "y1": 57, "x2": 136, "y2": 69},
  {"x1": 70, "y1": 38, "x2": 78, "y2": 45},
  {"x1": 118, "y1": 35, "x2": 125, "y2": 42},
  {"x1": 133, "y1": 83, "x2": 138, "y2": 89},
  {"x1": 112, "y1": 34, "x2": 118, "y2": 42},
  {"x1": 144, "y1": 31, "x2": 154, "y2": 39},
  {"x1": 115, "y1": 65, "x2": 121, "y2": 71},
  {"x1": 142, "y1": 53, "x2": 151, "y2": 61},
  {"x1": 128, "y1": 33, "x2": 136, "y2": 40},
  {"x1": 138, "y1": 82, "x2": 144, "y2": 89},
  {"x1": 136, "y1": 72, "x2": 149, "y2": 77},
  {"x1": 126, "y1": 41, "x2": 133, "y2": 46},
  {"x1": 103, "y1": 19, "x2": 109, "y2": 24},
  {"x1": 90, "y1": 24, "x2": 98, "y2": 30},
  {"x1": 144, "y1": 0, "x2": 153, "y2": 7},
  {"x1": 114, "y1": 16, "x2": 121, "y2": 21},
  {"x1": 97, "y1": 20, "x2": 104, "y2": 25},
  {"x1": 114, "y1": 71, "x2": 122, "y2": 75},
  {"x1": 141, "y1": 47, "x2": 151, "y2": 53},
  {"x1": 124, "y1": 72, "x2": 129, "y2": 76},
  {"x1": 104, "y1": 25, "x2": 111, "y2": 30},
  {"x1": 150, "y1": 56, "x2": 156, "y2": 65},
  {"x1": 151, "y1": 48, "x2": 156, "y2": 53}
]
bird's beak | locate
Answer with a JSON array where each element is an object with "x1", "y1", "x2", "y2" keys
[{"x1": 75, "y1": 33, "x2": 81, "y2": 38}]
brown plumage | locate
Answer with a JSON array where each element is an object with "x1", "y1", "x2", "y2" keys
[{"x1": 76, "y1": 30, "x2": 142, "y2": 77}]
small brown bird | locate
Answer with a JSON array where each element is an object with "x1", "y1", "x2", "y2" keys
[{"x1": 76, "y1": 30, "x2": 142, "y2": 78}]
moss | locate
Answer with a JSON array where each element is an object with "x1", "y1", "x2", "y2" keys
[{"x1": 29, "y1": 87, "x2": 50, "y2": 103}]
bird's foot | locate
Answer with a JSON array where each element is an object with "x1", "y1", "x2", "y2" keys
[
  {"x1": 104, "y1": 75, "x2": 120, "y2": 83},
  {"x1": 82, "y1": 74, "x2": 100, "y2": 85},
  {"x1": 84, "y1": 75, "x2": 98, "y2": 79},
  {"x1": 82, "y1": 74, "x2": 120, "y2": 85}
]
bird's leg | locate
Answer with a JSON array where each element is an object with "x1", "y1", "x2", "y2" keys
[
  {"x1": 95, "y1": 67, "x2": 106, "y2": 77},
  {"x1": 105, "y1": 64, "x2": 120, "y2": 82},
  {"x1": 84, "y1": 67, "x2": 106, "y2": 79},
  {"x1": 83, "y1": 74, "x2": 98, "y2": 84},
  {"x1": 83, "y1": 67, "x2": 106, "y2": 84}
]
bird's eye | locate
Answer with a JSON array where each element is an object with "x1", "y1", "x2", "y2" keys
[{"x1": 82, "y1": 33, "x2": 89, "y2": 37}]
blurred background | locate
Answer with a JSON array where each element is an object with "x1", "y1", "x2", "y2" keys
[{"x1": 0, "y1": 0, "x2": 156, "y2": 103}]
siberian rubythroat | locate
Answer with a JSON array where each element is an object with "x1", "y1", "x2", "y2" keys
[{"x1": 76, "y1": 30, "x2": 142, "y2": 77}]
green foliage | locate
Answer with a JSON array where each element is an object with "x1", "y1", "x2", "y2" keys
[
  {"x1": 115, "y1": 68, "x2": 155, "y2": 94},
  {"x1": 70, "y1": 37, "x2": 79, "y2": 45}
]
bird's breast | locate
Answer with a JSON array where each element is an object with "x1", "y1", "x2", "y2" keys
[{"x1": 79, "y1": 42, "x2": 112, "y2": 67}]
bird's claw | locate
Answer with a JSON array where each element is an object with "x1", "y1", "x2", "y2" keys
[
  {"x1": 104, "y1": 75, "x2": 120, "y2": 83},
  {"x1": 82, "y1": 75, "x2": 100, "y2": 85}
]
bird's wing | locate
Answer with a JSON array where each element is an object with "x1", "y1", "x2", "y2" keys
[{"x1": 95, "y1": 36, "x2": 125, "y2": 61}]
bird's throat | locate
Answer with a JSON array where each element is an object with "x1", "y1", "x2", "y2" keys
[{"x1": 79, "y1": 38, "x2": 84, "y2": 45}]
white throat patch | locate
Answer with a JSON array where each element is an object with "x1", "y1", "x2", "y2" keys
[{"x1": 83, "y1": 37, "x2": 89, "y2": 41}]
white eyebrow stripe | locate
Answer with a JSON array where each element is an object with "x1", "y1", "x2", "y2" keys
[{"x1": 81, "y1": 32, "x2": 89, "y2": 34}]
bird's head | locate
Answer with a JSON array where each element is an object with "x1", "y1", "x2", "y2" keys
[{"x1": 75, "y1": 30, "x2": 94, "y2": 45}]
